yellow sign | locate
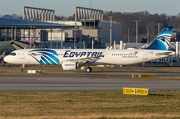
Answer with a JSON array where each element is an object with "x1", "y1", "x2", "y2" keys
[
  {"x1": 123, "y1": 87, "x2": 136, "y2": 95},
  {"x1": 136, "y1": 88, "x2": 149, "y2": 95},
  {"x1": 140, "y1": 74, "x2": 154, "y2": 78},
  {"x1": 132, "y1": 74, "x2": 139, "y2": 78}
]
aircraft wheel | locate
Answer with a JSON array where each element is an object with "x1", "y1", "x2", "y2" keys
[
  {"x1": 86, "y1": 67, "x2": 92, "y2": 72},
  {"x1": 21, "y1": 68, "x2": 25, "y2": 72},
  {"x1": 2, "y1": 61, "x2": 5, "y2": 66},
  {"x1": 21, "y1": 64, "x2": 25, "y2": 72}
]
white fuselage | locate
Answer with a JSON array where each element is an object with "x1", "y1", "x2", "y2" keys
[{"x1": 4, "y1": 49, "x2": 174, "y2": 66}]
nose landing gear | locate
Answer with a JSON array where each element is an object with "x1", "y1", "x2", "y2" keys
[{"x1": 86, "y1": 67, "x2": 92, "y2": 72}]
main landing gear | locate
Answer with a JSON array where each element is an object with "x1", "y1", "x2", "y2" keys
[
  {"x1": 2, "y1": 61, "x2": 6, "y2": 66},
  {"x1": 86, "y1": 67, "x2": 92, "y2": 72}
]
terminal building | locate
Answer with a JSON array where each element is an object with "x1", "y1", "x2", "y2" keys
[{"x1": 0, "y1": 6, "x2": 122, "y2": 49}]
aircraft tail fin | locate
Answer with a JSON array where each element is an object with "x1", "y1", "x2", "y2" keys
[{"x1": 146, "y1": 26, "x2": 174, "y2": 50}]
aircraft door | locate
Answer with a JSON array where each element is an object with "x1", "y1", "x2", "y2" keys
[
  {"x1": 20, "y1": 50, "x2": 25, "y2": 59},
  {"x1": 143, "y1": 51, "x2": 148, "y2": 60}
]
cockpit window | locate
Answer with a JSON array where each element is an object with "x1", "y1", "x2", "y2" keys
[{"x1": 10, "y1": 52, "x2": 16, "y2": 56}]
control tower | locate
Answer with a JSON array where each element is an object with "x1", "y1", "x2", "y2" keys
[{"x1": 75, "y1": 6, "x2": 103, "y2": 47}]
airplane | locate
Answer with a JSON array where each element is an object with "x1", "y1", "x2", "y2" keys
[
  {"x1": 3, "y1": 26, "x2": 175, "y2": 72},
  {"x1": 3, "y1": 48, "x2": 175, "y2": 72}
]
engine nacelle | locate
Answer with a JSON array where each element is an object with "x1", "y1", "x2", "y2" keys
[{"x1": 62, "y1": 60, "x2": 79, "y2": 70}]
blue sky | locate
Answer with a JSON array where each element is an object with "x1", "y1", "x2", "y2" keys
[{"x1": 0, "y1": 0, "x2": 180, "y2": 16}]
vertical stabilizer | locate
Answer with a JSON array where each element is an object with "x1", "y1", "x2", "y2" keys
[{"x1": 146, "y1": 26, "x2": 174, "y2": 50}]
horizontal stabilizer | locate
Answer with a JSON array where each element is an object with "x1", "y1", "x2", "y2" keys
[{"x1": 155, "y1": 51, "x2": 175, "y2": 56}]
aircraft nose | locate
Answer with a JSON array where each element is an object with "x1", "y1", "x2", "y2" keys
[{"x1": 3, "y1": 56, "x2": 11, "y2": 63}]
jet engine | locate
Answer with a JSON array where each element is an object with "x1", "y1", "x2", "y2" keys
[{"x1": 62, "y1": 60, "x2": 79, "y2": 70}]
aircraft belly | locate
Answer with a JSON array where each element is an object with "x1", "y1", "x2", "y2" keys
[{"x1": 115, "y1": 58, "x2": 143, "y2": 65}]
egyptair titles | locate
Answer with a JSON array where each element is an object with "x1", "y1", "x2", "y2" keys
[{"x1": 63, "y1": 50, "x2": 102, "y2": 58}]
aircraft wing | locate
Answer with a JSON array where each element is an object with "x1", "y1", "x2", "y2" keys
[{"x1": 77, "y1": 56, "x2": 102, "y2": 63}]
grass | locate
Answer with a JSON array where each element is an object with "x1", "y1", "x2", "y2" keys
[{"x1": 0, "y1": 91, "x2": 180, "y2": 119}]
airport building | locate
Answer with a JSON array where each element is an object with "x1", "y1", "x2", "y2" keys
[{"x1": 0, "y1": 6, "x2": 122, "y2": 49}]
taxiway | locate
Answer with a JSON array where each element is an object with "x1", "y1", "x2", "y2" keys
[{"x1": 0, "y1": 70, "x2": 180, "y2": 92}]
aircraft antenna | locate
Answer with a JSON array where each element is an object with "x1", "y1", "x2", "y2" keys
[{"x1": 90, "y1": 0, "x2": 92, "y2": 8}]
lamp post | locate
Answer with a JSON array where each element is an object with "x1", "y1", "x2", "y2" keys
[
  {"x1": 5, "y1": 27, "x2": 6, "y2": 41},
  {"x1": 50, "y1": 29, "x2": 53, "y2": 49},
  {"x1": 11, "y1": 26, "x2": 13, "y2": 40},
  {"x1": 83, "y1": 41, "x2": 85, "y2": 49},
  {"x1": 56, "y1": 28, "x2": 58, "y2": 49},
  {"x1": 133, "y1": 20, "x2": 140, "y2": 43},
  {"x1": 156, "y1": 23, "x2": 162, "y2": 35},
  {"x1": 92, "y1": 39, "x2": 94, "y2": 49},
  {"x1": 108, "y1": 16, "x2": 114, "y2": 46},
  {"x1": 90, "y1": 0, "x2": 92, "y2": 8},
  {"x1": 74, "y1": 29, "x2": 76, "y2": 49},
  {"x1": 146, "y1": 27, "x2": 149, "y2": 43},
  {"x1": 127, "y1": 28, "x2": 130, "y2": 43},
  {"x1": 61, "y1": 27, "x2": 63, "y2": 49}
]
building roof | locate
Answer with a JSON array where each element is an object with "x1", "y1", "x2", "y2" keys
[{"x1": 0, "y1": 17, "x2": 74, "y2": 29}]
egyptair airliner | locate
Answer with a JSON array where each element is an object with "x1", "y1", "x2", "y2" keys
[{"x1": 3, "y1": 26, "x2": 175, "y2": 72}]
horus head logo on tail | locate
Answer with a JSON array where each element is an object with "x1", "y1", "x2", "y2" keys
[{"x1": 146, "y1": 26, "x2": 175, "y2": 51}]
